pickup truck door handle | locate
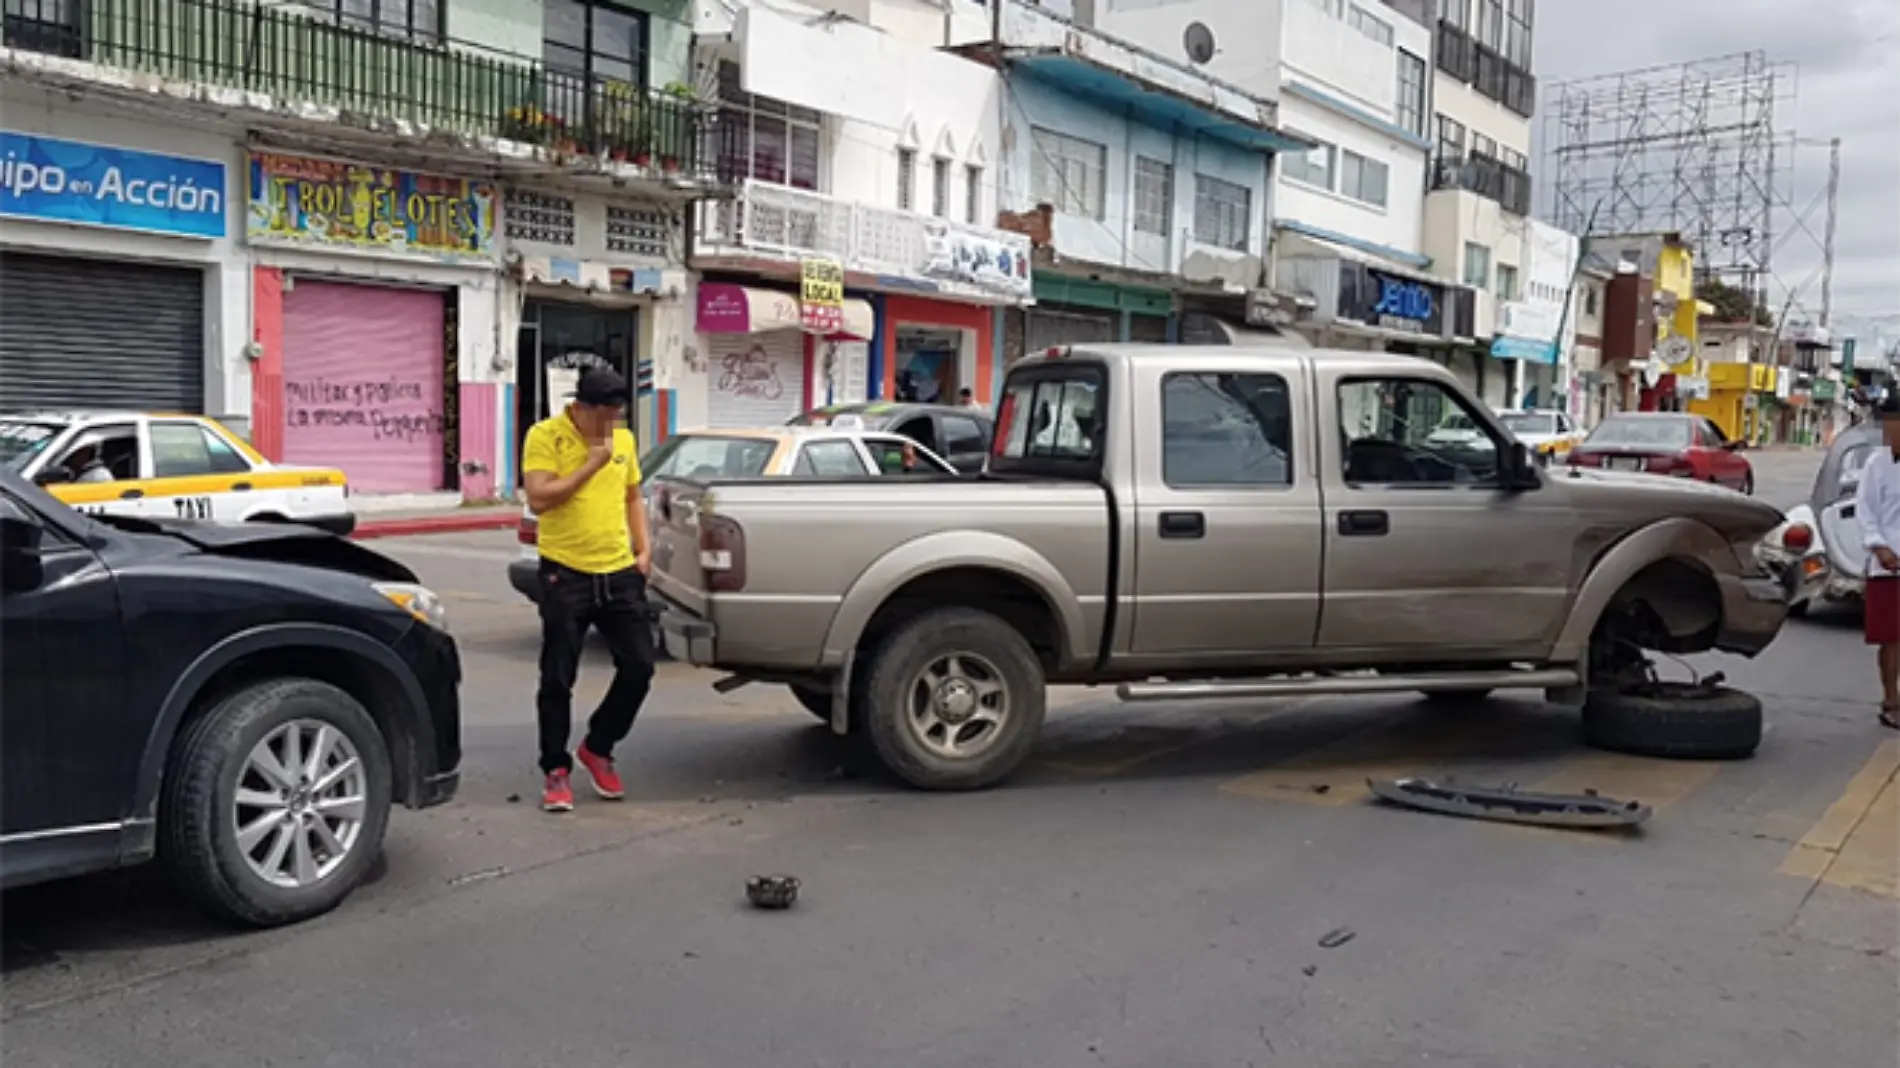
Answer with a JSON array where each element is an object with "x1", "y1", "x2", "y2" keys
[
  {"x1": 1158, "y1": 511, "x2": 1205, "y2": 539},
  {"x1": 1337, "y1": 510, "x2": 1389, "y2": 536}
]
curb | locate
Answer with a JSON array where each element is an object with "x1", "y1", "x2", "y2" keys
[{"x1": 351, "y1": 513, "x2": 520, "y2": 540}]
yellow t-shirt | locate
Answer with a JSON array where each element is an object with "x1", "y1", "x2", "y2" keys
[{"x1": 521, "y1": 413, "x2": 642, "y2": 574}]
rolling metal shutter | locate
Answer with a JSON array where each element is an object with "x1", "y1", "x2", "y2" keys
[
  {"x1": 1027, "y1": 306, "x2": 1116, "y2": 351},
  {"x1": 0, "y1": 252, "x2": 205, "y2": 412}
]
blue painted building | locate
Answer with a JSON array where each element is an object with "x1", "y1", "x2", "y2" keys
[{"x1": 960, "y1": 0, "x2": 1311, "y2": 353}]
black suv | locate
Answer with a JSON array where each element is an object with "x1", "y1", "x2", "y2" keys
[{"x1": 0, "y1": 470, "x2": 460, "y2": 927}]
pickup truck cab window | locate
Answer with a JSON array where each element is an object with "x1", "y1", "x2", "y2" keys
[
  {"x1": 995, "y1": 368, "x2": 1103, "y2": 466},
  {"x1": 1161, "y1": 372, "x2": 1294, "y2": 487},
  {"x1": 1340, "y1": 378, "x2": 1500, "y2": 485}
]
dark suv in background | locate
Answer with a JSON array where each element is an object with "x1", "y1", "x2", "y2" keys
[{"x1": 0, "y1": 470, "x2": 461, "y2": 927}]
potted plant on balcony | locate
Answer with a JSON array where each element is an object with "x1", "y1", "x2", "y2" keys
[
  {"x1": 597, "y1": 80, "x2": 645, "y2": 164},
  {"x1": 502, "y1": 104, "x2": 563, "y2": 145},
  {"x1": 657, "y1": 82, "x2": 700, "y2": 174}
]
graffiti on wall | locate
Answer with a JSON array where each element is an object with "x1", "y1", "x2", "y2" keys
[
  {"x1": 716, "y1": 346, "x2": 783, "y2": 401},
  {"x1": 284, "y1": 376, "x2": 447, "y2": 443}
]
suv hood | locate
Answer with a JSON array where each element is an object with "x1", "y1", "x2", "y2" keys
[
  {"x1": 1555, "y1": 467, "x2": 1784, "y2": 543},
  {"x1": 96, "y1": 516, "x2": 416, "y2": 582}
]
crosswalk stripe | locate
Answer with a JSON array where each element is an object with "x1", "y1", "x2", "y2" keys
[{"x1": 1780, "y1": 740, "x2": 1900, "y2": 899}]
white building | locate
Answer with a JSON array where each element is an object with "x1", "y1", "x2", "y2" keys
[
  {"x1": 687, "y1": 0, "x2": 1034, "y2": 425},
  {"x1": 1423, "y1": 0, "x2": 1538, "y2": 406},
  {"x1": 1492, "y1": 216, "x2": 1579, "y2": 410}
]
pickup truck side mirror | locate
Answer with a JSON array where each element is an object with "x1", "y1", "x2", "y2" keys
[
  {"x1": 0, "y1": 496, "x2": 46, "y2": 591},
  {"x1": 1504, "y1": 441, "x2": 1539, "y2": 492}
]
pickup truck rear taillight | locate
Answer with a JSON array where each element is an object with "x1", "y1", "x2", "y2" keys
[
  {"x1": 517, "y1": 516, "x2": 538, "y2": 545},
  {"x1": 699, "y1": 515, "x2": 746, "y2": 592}
]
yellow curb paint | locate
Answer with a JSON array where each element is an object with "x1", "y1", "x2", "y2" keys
[{"x1": 1781, "y1": 740, "x2": 1900, "y2": 899}]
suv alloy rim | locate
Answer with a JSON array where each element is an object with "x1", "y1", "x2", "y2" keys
[
  {"x1": 232, "y1": 719, "x2": 369, "y2": 889},
  {"x1": 906, "y1": 652, "x2": 1011, "y2": 759}
]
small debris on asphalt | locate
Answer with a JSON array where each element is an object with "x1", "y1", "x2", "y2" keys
[
  {"x1": 1318, "y1": 927, "x2": 1356, "y2": 949},
  {"x1": 745, "y1": 873, "x2": 800, "y2": 910},
  {"x1": 727, "y1": 818, "x2": 744, "y2": 826},
  {"x1": 1312, "y1": 783, "x2": 1331, "y2": 795},
  {"x1": 698, "y1": 794, "x2": 718, "y2": 804},
  {"x1": 505, "y1": 793, "x2": 521, "y2": 804},
  {"x1": 1301, "y1": 964, "x2": 1318, "y2": 977},
  {"x1": 682, "y1": 950, "x2": 699, "y2": 959}
]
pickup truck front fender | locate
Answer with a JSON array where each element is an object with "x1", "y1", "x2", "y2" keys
[
  {"x1": 1551, "y1": 516, "x2": 1741, "y2": 664},
  {"x1": 820, "y1": 530, "x2": 1090, "y2": 669}
]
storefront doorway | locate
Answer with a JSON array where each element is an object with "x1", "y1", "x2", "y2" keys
[
  {"x1": 893, "y1": 326, "x2": 966, "y2": 403},
  {"x1": 514, "y1": 299, "x2": 639, "y2": 481},
  {"x1": 280, "y1": 278, "x2": 451, "y2": 494}
]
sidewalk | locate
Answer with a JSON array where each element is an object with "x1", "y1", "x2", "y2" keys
[{"x1": 351, "y1": 502, "x2": 521, "y2": 540}]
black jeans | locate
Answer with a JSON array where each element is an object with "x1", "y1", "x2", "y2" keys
[{"x1": 536, "y1": 560, "x2": 656, "y2": 774}]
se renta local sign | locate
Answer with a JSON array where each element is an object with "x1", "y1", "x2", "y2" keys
[{"x1": 0, "y1": 131, "x2": 228, "y2": 239}]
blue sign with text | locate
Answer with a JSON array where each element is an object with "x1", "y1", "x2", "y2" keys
[
  {"x1": 1490, "y1": 335, "x2": 1558, "y2": 364},
  {"x1": 1359, "y1": 269, "x2": 1444, "y2": 336},
  {"x1": 0, "y1": 132, "x2": 227, "y2": 239}
]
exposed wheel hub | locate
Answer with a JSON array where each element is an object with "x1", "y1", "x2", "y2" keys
[{"x1": 933, "y1": 679, "x2": 979, "y2": 724}]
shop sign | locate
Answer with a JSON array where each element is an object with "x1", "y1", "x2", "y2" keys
[
  {"x1": 1490, "y1": 336, "x2": 1558, "y2": 364},
  {"x1": 1813, "y1": 379, "x2": 1838, "y2": 403},
  {"x1": 1353, "y1": 269, "x2": 1444, "y2": 337},
  {"x1": 799, "y1": 256, "x2": 845, "y2": 333},
  {"x1": 919, "y1": 221, "x2": 1033, "y2": 300},
  {"x1": 247, "y1": 151, "x2": 498, "y2": 258},
  {"x1": 0, "y1": 131, "x2": 227, "y2": 239}
]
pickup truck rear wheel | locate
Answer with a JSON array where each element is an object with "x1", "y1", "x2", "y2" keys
[
  {"x1": 160, "y1": 678, "x2": 394, "y2": 927},
  {"x1": 860, "y1": 607, "x2": 1046, "y2": 790},
  {"x1": 1582, "y1": 682, "x2": 1762, "y2": 760}
]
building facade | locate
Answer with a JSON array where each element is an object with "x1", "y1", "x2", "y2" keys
[
  {"x1": 687, "y1": 0, "x2": 1034, "y2": 423},
  {"x1": 1490, "y1": 216, "x2": 1578, "y2": 411},
  {"x1": 2, "y1": 0, "x2": 722, "y2": 506},
  {"x1": 957, "y1": 0, "x2": 1306, "y2": 353},
  {"x1": 1423, "y1": 0, "x2": 1536, "y2": 406}
]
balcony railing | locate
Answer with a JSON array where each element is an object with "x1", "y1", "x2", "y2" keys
[
  {"x1": 3, "y1": 0, "x2": 718, "y2": 176},
  {"x1": 699, "y1": 179, "x2": 1033, "y2": 301},
  {"x1": 1431, "y1": 152, "x2": 1532, "y2": 216}
]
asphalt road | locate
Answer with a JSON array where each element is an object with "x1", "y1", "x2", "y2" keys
[{"x1": 5, "y1": 449, "x2": 1895, "y2": 1068}]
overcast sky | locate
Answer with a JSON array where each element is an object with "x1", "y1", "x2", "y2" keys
[{"x1": 1534, "y1": 0, "x2": 1900, "y2": 329}]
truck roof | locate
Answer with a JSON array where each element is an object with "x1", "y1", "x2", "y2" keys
[{"x1": 1015, "y1": 343, "x2": 1451, "y2": 377}]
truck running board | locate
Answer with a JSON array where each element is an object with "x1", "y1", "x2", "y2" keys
[{"x1": 1115, "y1": 668, "x2": 1581, "y2": 703}]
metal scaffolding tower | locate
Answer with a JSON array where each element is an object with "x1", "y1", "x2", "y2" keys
[{"x1": 1544, "y1": 51, "x2": 1795, "y2": 307}]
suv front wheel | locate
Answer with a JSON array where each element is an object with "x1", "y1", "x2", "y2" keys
[{"x1": 160, "y1": 678, "x2": 394, "y2": 927}]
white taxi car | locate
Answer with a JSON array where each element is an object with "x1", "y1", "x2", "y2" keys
[
  {"x1": 507, "y1": 425, "x2": 959, "y2": 604},
  {"x1": 1497, "y1": 408, "x2": 1585, "y2": 465},
  {"x1": 0, "y1": 411, "x2": 354, "y2": 533}
]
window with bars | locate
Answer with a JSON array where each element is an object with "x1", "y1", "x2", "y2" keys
[
  {"x1": 504, "y1": 189, "x2": 577, "y2": 245},
  {"x1": 1192, "y1": 175, "x2": 1251, "y2": 251},
  {"x1": 1132, "y1": 157, "x2": 1173, "y2": 236},
  {"x1": 300, "y1": 0, "x2": 442, "y2": 44},
  {"x1": 1339, "y1": 150, "x2": 1389, "y2": 209},
  {"x1": 1030, "y1": 128, "x2": 1107, "y2": 220},
  {"x1": 715, "y1": 61, "x2": 823, "y2": 190},
  {"x1": 897, "y1": 149, "x2": 917, "y2": 211},
  {"x1": 605, "y1": 205, "x2": 672, "y2": 258},
  {"x1": 1397, "y1": 50, "x2": 1427, "y2": 136},
  {"x1": 931, "y1": 157, "x2": 950, "y2": 217},
  {"x1": 965, "y1": 165, "x2": 983, "y2": 225}
]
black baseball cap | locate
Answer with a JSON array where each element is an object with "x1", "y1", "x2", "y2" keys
[{"x1": 573, "y1": 367, "x2": 631, "y2": 406}]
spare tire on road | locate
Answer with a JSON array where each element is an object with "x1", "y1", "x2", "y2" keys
[{"x1": 1582, "y1": 682, "x2": 1763, "y2": 761}]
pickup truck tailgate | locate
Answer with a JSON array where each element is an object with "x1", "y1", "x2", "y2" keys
[{"x1": 648, "y1": 478, "x2": 713, "y2": 618}]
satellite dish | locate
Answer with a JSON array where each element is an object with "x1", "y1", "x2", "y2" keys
[{"x1": 1183, "y1": 21, "x2": 1216, "y2": 65}]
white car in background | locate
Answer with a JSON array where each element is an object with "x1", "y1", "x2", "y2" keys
[
  {"x1": 1497, "y1": 408, "x2": 1585, "y2": 465},
  {"x1": 507, "y1": 425, "x2": 959, "y2": 605}
]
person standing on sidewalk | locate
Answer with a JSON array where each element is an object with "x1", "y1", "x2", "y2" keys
[
  {"x1": 521, "y1": 366, "x2": 656, "y2": 810},
  {"x1": 1855, "y1": 396, "x2": 1900, "y2": 731}
]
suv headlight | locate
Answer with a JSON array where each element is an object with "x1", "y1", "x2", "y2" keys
[{"x1": 374, "y1": 582, "x2": 449, "y2": 632}]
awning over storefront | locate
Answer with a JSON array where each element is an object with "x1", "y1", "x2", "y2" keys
[
  {"x1": 1274, "y1": 220, "x2": 1434, "y2": 275},
  {"x1": 695, "y1": 282, "x2": 873, "y2": 341}
]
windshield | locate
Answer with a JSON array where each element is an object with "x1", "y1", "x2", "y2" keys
[
  {"x1": 1500, "y1": 412, "x2": 1558, "y2": 436},
  {"x1": 0, "y1": 420, "x2": 63, "y2": 471},
  {"x1": 1587, "y1": 417, "x2": 1691, "y2": 448},
  {"x1": 643, "y1": 435, "x2": 777, "y2": 480}
]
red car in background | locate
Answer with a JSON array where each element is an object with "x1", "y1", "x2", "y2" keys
[{"x1": 1565, "y1": 412, "x2": 1754, "y2": 495}]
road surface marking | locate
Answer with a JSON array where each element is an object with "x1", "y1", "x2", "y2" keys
[
  {"x1": 1219, "y1": 707, "x2": 1503, "y2": 806},
  {"x1": 1780, "y1": 740, "x2": 1900, "y2": 899}
]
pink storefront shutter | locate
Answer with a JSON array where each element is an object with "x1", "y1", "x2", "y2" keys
[{"x1": 281, "y1": 280, "x2": 447, "y2": 495}]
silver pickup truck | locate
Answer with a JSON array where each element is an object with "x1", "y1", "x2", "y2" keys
[{"x1": 649, "y1": 345, "x2": 1794, "y2": 790}]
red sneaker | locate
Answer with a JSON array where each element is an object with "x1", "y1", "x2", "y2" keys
[
  {"x1": 542, "y1": 769, "x2": 574, "y2": 812},
  {"x1": 575, "y1": 744, "x2": 625, "y2": 800}
]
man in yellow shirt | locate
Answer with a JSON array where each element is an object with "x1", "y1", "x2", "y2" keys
[{"x1": 521, "y1": 367, "x2": 653, "y2": 812}]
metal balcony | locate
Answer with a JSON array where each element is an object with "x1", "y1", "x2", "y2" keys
[
  {"x1": 1430, "y1": 152, "x2": 1532, "y2": 216},
  {"x1": 697, "y1": 179, "x2": 1034, "y2": 303},
  {"x1": 3, "y1": 0, "x2": 721, "y2": 181}
]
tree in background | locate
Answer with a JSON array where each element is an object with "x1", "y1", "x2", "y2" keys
[{"x1": 1695, "y1": 278, "x2": 1774, "y2": 326}]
